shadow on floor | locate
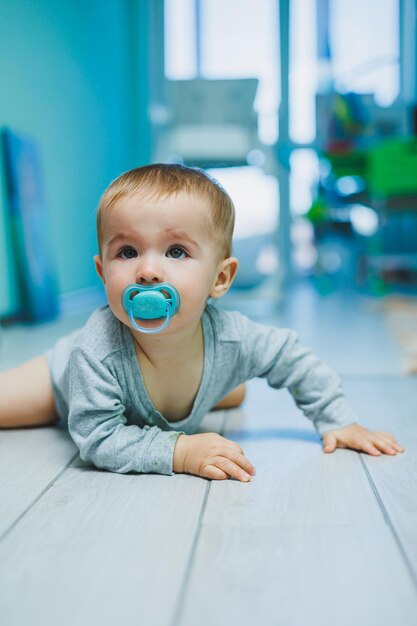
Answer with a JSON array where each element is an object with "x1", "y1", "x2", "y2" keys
[{"x1": 228, "y1": 427, "x2": 321, "y2": 444}]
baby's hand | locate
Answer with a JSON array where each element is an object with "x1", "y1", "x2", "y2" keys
[
  {"x1": 322, "y1": 423, "x2": 405, "y2": 456},
  {"x1": 173, "y1": 433, "x2": 256, "y2": 482}
]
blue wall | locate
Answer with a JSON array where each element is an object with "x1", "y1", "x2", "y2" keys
[{"x1": 0, "y1": 0, "x2": 151, "y2": 317}]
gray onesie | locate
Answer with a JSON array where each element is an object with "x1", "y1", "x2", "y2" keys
[{"x1": 46, "y1": 303, "x2": 358, "y2": 475}]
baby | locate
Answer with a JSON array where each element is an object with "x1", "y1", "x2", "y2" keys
[{"x1": 0, "y1": 164, "x2": 404, "y2": 480}]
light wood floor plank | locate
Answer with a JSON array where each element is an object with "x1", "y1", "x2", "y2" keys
[
  {"x1": 179, "y1": 524, "x2": 417, "y2": 626},
  {"x1": 0, "y1": 427, "x2": 77, "y2": 537},
  {"x1": 176, "y1": 378, "x2": 417, "y2": 626},
  {"x1": 0, "y1": 412, "x2": 226, "y2": 624},
  {"x1": 344, "y1": 378, "x2": 417, "y2": 583},
  {"x1": 0, "y1": 466, "x2": 207, "y2": 626}
]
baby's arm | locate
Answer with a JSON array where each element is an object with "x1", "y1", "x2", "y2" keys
[
  {"x1": 271, "y1": 337, "x2": 405, "y2": 456},
  {"x1": 67, "y1": 347, "x2": 256, "y2": 478},
  {"x1": 235, "y1": 313, "x2": 405, "y2": 457},
  {"x1": 67, "y1": 347, "x2": 181, "y2": 474}
]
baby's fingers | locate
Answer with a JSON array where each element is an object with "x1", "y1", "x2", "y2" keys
[
  {"x1": 370, "y1": 436, "x2": 404, "y2": 455},
  {"x1": 323, "y1": 433, "x2": 337, "y2": 453},
  {"x1": 322, "y1": 432, "x2": 349, "y2": 452},
  {"x1": 376, "y1": 432, "x2": 405, "y2": 452},
  {"x1": 202, "y1": 465, "x2": 229, "y2": 481},
  {"x1": 360, "y1": 440, "x2": 382, "y2": 456},
  {"x1": 225, "y1": 450, "x2": 256, "y2": 476},
  {"x1": 335, "y1": 433, "x2": 381, "y2": 455},
  {"x1": 360, "y1": 435, "x2": 401, "y2": 456},
  {"x1": 213, "y1": 456, "x2": 252, "y2": 482}
]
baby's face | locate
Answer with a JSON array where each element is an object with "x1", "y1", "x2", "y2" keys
[{"x1": 95, "y1": 190, "x2": 226, "y2": 335}]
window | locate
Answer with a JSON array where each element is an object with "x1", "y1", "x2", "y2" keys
[{"x1": 164, "y1": 0, "x2": 279, "y2": 144}]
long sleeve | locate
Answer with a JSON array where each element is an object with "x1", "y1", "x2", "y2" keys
[
  {"x1": 67, "y1": 347, "x2": 182, "y2": 474},
  {"x1": 233, "y1": 312, "x2": 358, "y2": 435}
]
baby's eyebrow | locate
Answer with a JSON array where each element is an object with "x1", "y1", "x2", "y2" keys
[
  {"x1": 106, "y1": 230, "x2": 201, "y2": 249},
  {"x1": 106, "y1": 233, "x2": 131, "y2": 247},
  {"x1": 163, "y1": 228, "x2": 200, "y2": 248}
]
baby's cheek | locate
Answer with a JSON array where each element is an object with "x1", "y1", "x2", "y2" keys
[
  {"x1": 105, "y1": 287, "x2": 125, "y2": 318},
  {"x1": 182, "y1": 290, "x2": 210, "y2": 317}
]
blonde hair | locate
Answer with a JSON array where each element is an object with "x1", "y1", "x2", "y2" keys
[{"x1": 97, "y1": 163, "x2": 235, "y2": 259}]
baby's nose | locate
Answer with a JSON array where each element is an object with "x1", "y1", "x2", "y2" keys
[{"x1": 136, "y1": 256, "x2": 164, "y2": 285}]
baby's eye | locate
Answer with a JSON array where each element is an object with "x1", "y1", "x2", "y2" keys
[
  {"x1": 167, "y1": 246, "x2": 188, "y2": 260},
  {"x1": 118, "y1": 247, "x2": 137, "y2": 260}
]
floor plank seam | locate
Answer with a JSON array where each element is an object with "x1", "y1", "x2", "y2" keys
[
  {"x1": 359, "y1": 454, "x2": 417, "y2": 591},
  {"x1": 169, "y1": 480, "x2": 211, "y2": 626},
  {"x1": 0, "y1": 451, "x2": 79, "y2": 545},
  {"x1": 169, "y1": 411, "x2": 228, "y2": 626}
]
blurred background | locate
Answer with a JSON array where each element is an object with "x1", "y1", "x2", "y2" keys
[{"x1": 1, "y1": 0, "x2": 417, "y2": 346}]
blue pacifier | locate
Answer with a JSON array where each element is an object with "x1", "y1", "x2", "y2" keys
[{"x1": 122, "y1": 283, "x2": 181, "y2": 334}]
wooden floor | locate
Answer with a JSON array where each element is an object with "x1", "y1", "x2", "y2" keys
[{"x1": 1, "y1": 284, "x2": 417, "y2": 626}]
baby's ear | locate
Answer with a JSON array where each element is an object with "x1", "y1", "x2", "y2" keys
[
  {"x1": 93, "y1": 255, "x2": 105, "y2": 284},
  {"x1": 210, "y1": 257, "x2": 239, "y2": 299}
]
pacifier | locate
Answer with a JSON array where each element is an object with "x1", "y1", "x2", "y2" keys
[{"x1": 121, "y1": 283, "x2": 181, "y2": 334}]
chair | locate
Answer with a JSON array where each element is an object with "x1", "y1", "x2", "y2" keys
[{"x1": 154, "y1": 78, "x2": 263, "y2": 167}]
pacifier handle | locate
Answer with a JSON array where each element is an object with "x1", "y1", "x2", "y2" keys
[{"x1": 127, "y1": 302, "x2": 173, "y2": 334}]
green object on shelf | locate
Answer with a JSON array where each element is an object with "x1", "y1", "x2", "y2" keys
[
  {"x1": 324, "y1": 149, "x2": 368, "y2": 179},
  {"x1": 367, "y1": 275, "x2": 389, "y2": 297},
  {"x1": 368, "y1": 138, "x2": 417, "y2": 197},
  {"x1": 306, "y1": 197, "x2": 328, "y2": 224}
]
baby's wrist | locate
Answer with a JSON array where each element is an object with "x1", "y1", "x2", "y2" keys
[{"x1": 173, "y1": 433, "x2": 188, "y2": 473}]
